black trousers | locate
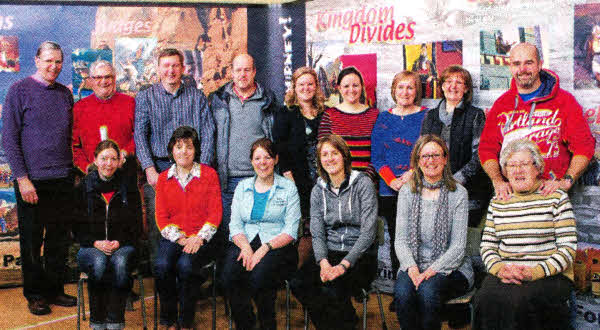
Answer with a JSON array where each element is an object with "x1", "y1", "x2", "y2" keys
[
  {"x1": 15, "y1": 176, "x2": 74, "y2": 301},
  {"x1": 291, "y1": 250, "x2": 377, "y2": 330},
  {"x1": 473, "y1": 274, "x2": 573, "y2": 330},
  {"x1": 222, "y1": 237, "x2": 297, "y2": 330}
]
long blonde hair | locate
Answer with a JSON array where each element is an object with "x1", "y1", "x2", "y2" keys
[{"x1": 284, "y1": 66, "x2": 325, "y2": 114}]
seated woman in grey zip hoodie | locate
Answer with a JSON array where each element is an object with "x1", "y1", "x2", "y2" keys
[{"x1": 290, "y1": 134, "x2": 377, "y2": 330}]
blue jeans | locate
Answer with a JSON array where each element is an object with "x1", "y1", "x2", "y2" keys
[
  {"x1": 394, "y1": 270, "x2": 469, "y2": 330},
  {"x1": 154, "y1": 237, "x2": 215, "y2": 328},
  {"x1": 77, "y1": 246, "x2": 136, "y2": 328}
]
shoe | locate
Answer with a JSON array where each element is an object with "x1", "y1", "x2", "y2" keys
[
  {"x1": 50, "y1": 293, "x2": 77, "y2": 307},
  {"x1": 28, "y1": 298, "x2": 51, "y2": 315}
]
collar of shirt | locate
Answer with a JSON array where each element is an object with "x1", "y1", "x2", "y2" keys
[
  {"x1": 31, "y1": 73, "x2": 56, "y2": 89},
  {"x1": 93, "y1": 93, "x2": 115, "y2": 104},
  {"x1": 232, "y1": 82, "x2": 257, "y2": 103},
  {"x1": 159, "y1": 82, "x2": 184, "y2": 97},
  {"x1": 167, "y1": 162, "x2": 201, "y2": 188}
]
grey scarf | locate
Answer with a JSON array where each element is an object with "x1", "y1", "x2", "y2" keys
[{"x1": 407, "y1": 180, "x2": 451, "y2": 270}]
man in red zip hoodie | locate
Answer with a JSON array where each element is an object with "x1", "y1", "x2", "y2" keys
[{"x1": 479, "y1": 42, "x2": 595, "y2": 200}]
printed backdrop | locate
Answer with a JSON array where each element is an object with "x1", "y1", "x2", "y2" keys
[
  {"x1": 0, "y1": 2, "x2": 306, "y2": 286},
  {"x1": 306, "y1": 1, "x2": 600, "y2": 328}
]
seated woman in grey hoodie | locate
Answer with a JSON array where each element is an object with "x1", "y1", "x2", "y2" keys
[{"x1": 290, "y1": 134, "x2": 377, "y2": 330}]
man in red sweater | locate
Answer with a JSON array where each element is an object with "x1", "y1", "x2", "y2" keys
[
  {"x1": 479, "y1": 42, "x2": 595, "y2": 199},
  {"x1": 72, "y1": 60, "x2": 135, "y2": 174}
]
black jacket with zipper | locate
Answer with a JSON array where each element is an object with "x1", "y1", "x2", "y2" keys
[{"x1": 73, "y1": 169, "x2": 142, "y2": 248}]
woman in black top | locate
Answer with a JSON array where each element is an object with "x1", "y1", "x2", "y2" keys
[
  {"x1": 420, "y1": 65, "x2": 491, "y2": 227},
  {"x1": 74, "y1": 140, "x2": 142, "y2": 329},
  {"x1": 273, "y1": 66, "x2": 325, "y2": 268}
]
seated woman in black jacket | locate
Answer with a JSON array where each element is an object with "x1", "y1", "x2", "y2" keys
[{"x1": 74, "y1": 140, "x2": 142, "y2": 330}]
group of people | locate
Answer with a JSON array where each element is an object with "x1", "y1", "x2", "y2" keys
[{"x1": 2, "y1": 39, "x2": 594, "y2": 330}]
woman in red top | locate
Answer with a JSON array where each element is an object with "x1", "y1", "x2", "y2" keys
[
  {"x1": 154, "y1": 126, "x2": 222, "y2": 330},
  {"x1": 318, "y1": 66, "x2": 379, "y2": 181}
]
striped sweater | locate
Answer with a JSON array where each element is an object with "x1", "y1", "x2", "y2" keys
[
  {"x1": 318, "y1": 107, "x2": 379, "y2": 180},
  {"x1": 480, "y1": 189, "x2": 577, "y2": 281}
]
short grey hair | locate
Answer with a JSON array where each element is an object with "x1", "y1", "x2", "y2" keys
[
  {"x1": 499, "y1": 139, "x2": 545, "y2": 175},
  {"x1": 36, "y1": 41, "x2": 63, "y2": 59},
  {"x1": 89, "y1": 60, "x2": 114, "y2": 76}
]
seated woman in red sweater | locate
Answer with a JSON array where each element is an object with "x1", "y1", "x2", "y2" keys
[{"x1": 154, "y1": 126, "x2": 222, "y2": 330}]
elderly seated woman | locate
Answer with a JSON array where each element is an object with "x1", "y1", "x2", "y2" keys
[{"x1": 474, "y1": 139, "x2": 577, "y2": 330}]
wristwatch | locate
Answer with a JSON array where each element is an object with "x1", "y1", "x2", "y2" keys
[
  {"x1": 562, "y1": 174, "x2": 574, "y2": 185},
  {"x1": 265, "y1": 242, "x2": 273, "y2": 251}
]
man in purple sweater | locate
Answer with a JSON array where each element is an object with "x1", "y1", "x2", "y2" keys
[{"x1": 2, "y1": 41, "x2": 76, "y2": 315}]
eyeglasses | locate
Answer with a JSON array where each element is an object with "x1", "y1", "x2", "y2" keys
[
  {"x1": 91, "y1": 75, "x2": 114, "y2": 81},
  {"x1": 505, "y1": 161, "x2": 534, "y2": 171},
  {"x1": 443, "y1": 79, "x2": 465, "y2": 87},
  {"x1": 420, "y1": 153, "x2": 443, "y2": 161}
]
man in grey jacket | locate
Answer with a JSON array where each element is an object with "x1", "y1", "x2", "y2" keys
[{"x1": 208, "y1": 53, "x2": 280, "y2": 240}]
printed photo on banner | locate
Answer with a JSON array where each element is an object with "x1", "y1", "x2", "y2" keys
[
  {"x1": 306, "y1": 41, "x2": 377, "y2": 109},
  {"x1": 0, "y1": 36, "x2": 18, "y2": 73},
  {"x1": 574, "y1": 3, "x2": 600, "y2": 89},
  {"x1": 480, "y1": 25, "x2": 547, "y2": 90},
  {"x1": 92, "y1": 7, "x2": 247, "y2": 96},
  {"x1": 114, "y1": 37, "x2": 158, "y2": 95},
  {"x1": 71, "y1": 48, "x2": 113, "y2": 101},
  {"x1": 403, "y1": 40, "x2": 463, "y2": 99}
]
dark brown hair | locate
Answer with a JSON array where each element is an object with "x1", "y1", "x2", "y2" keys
[
  {"x1": 439, "y1": 65, "x2": 473, "y2": 103},
  {"x1": 250, "y1": 137, "x2": 277, "y2": 160},
  {"x1": 337, "y1": 66, "x2": 368, "y2": 105},
  {"x1": 316, "y1": 134, "x2": 352, "y2": 182},
  {"x1": 167, "y1": 126, "x2": 201, "y2": 162},
  {"x1": 93, "y1": 139, "x2": 120, "y2": 158},
  {"x1": 158, "y1": 48, "x2": 184, "y2": 66}
]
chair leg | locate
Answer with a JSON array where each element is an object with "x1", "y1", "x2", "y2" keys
[
  {"x1": 81, "y1": 278, "x2": 87, "y2": 321},
  {"x1": 303, "y1": 306, "x2": 309, "y2": 330},
  {"x1": 375, "y1": 289, "x2": 387, "y2": 330},
  {"x1": 286, "y1": 280, "x2": 291, "y2": 330},
  {"x1": 212, "y1": 263, "x2": 217, "y2": 330},
  {"x1": 139, "y1": 274, "x2": 147, "y2": 330},
  {"x1": 469, "y1": 302, "x2": 474, "y2": 329},
  {"x1": 153, "y1": 280, "x2": 158, "y2": 330},
  {"x1": 362, "y1": 288, "x2": 367, "y2": 330},
  {"x1": 77, "y1": 278, "x2": 83, "y2": 330},
  {"x1": 227, "y1": 298, "x2": 233, "y2": 330}
]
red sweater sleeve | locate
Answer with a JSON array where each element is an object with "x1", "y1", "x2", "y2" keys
[
  {"x1": 72, "y1": 102, "x2": 90, "y2": 173},
  {"x1": 202, "y1": 165, "x2": 223, "y2": 228},
  {"x1": 122, "y1": 97, "x2": 136, "y2": 156},
  {"x1": 479, "y1": 101, "x2": 504, "y2": 166},
  {"x1": 562, "y1": 93, "x2": 595, "y2": 160}
]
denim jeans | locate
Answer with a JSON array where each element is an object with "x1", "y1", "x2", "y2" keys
[
  {"x1": 154, "y1": 237, "x2": 215, "y2": 328},
  {"x1": 394, "y1": 269, "x2": 469, "y2": 330},
  {"x1": 77, "y1": 246, "x2": 136, "y2": 328},
  {"x1": 222, "y1": 237, "x2": 297, "y2": 330},
  {"x1": 15, "y1": 176, "x2": 74, "y2": 301}
]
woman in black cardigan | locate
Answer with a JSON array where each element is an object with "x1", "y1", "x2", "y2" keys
[
  {"x1": 74, "y1": 140, "x2": 142, "y2": 329},
  {"x1": 273, "y1": 66, "x2": 325, "y2": 268},
  {"x1": 420, "y1": 65, "x2": 491, "y2": 227}
]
